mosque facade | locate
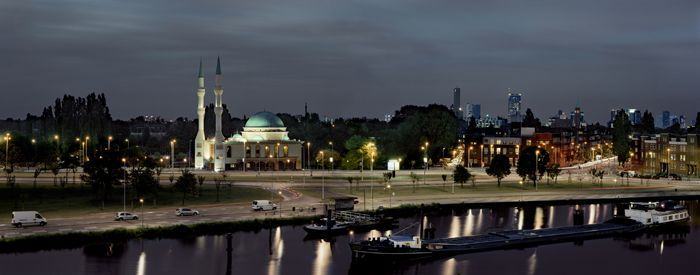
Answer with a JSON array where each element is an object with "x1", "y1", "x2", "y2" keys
[{"x1": 194, "y1": 58, "x2": 303, "y2": 172}]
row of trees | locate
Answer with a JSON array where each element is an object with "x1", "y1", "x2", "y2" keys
[{"x1": 447, "y1": 146, "x2": 562, "y2": 190}]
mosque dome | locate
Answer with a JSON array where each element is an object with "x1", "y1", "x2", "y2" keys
[
  {"x1": 245, "y1": 111, "x2": 285, "y2": 128},
  {"x1": 230, "y1": 133, "x2": 245, "y2": 142}
]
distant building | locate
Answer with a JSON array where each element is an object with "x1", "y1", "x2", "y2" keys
[
  {"x1": 640, "y1": 133, "x2": 698, "y2": 178},
  {"x1": 384, "y1": 114, "x2": 393, "y2": 122},
  {"x1": 465, "y1": 103, "x2": 481, "y2": 120},
  {"x1": 662, "y1": 111, "x2": 671, "y2": 128},
  {"x1": 452, "y1": 87, "x2": 462, "y2": 119},
  {"x1": 628, "y1": 109, "x2": 641, "y2": 125},
  {"x1": 680, "y1": 115, "x2": 687, "y2": 129},
  {"x1": 477, "y1": 114, "x2": 507, "y2": 129},
  {"x1": 571, "y1": 107, "x2": 583, "y2": 129},
  {"x1": 507, "y1": 91, "x2": 522, "y2": 123}
]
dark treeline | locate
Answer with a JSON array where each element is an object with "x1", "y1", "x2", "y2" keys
[{"x1": 1, "y1": 94, "x2": 459, "y2": 170}]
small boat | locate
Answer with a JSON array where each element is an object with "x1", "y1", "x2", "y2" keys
[
  {"x1": 624, "y1": 200, "x2": 690, "y2": 226},
  {"x1": 304, "y1": 210, "x2": 398, "y2": 236},
  {"x1": 303, "y1": 218, "x2": 351, "y2": 235}
]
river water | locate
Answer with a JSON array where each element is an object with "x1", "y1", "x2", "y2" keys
[{"x1": 1, "y1": 201, "x2": 698, "y2": 275}]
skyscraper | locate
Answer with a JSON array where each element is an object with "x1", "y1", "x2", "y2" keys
[
  {"x1": 627, "y1": 109, "x2": 641, "y2": 125},
  {"x1": 662, "y1": 111, "x2": 671, "y2": 128},
  {"x1": 452, "y1": 87, "x2": 462, "y2": 118},
  {"x1": 507, "y1": 91, "x2": 522, "y2": 123},
  {"x1": 465, "y1": 103, "x2": 481, "y2": 120}
]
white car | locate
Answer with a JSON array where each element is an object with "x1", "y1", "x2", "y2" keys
[
  {"x1": 115, "y1": 212, "x2": 138, "y2": 221},
  {"x1": 176, "y1": 208, "x2": 199, "y2": 216}
]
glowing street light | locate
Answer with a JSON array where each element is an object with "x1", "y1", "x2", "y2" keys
[
  {"x1": 122, "y1": 158, "x2": 127, "y2": 211},
  {"x1": 170, "y1": 139, "x2": 176, "y2": 168},
  {"x1": 3, "y1": 133, "x2": 11, "y2": 168},
  {"x1": 139, "y1": 197, "x2": 144, "y2": 227}
]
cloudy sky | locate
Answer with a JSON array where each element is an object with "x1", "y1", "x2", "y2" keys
[{"x1": 1, "y1": 0, "x2": 699, "y2": 123}]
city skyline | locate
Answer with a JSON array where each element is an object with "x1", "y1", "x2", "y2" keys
[{"x1": 2, "y1": 0, "x2": 699, "y2": 123}]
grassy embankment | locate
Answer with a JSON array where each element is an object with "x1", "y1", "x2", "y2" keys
[{"x1": 0, "y1": 184, "x2": 279, "y2": 218}]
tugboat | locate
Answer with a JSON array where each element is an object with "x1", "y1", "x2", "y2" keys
[{"x1": 350, "y1": 201, "x2": 688, "y2": 262}]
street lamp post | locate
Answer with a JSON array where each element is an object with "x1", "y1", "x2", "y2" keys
[
  {"x1": 468, "y1": 146, "x2": 473, "y2": 168},
  {"x1": 108, "y1": 136, "x2": 113, "y2": 150},
  {"x1": 278, "y1": 191, "x2": 283, "y2": 218},
  {"x1": 125, "y1": 138, "x2": 130, "y2": 149},
  {"x1": 330, "y1": 157, "x2": 334, "y2": 174},
  {"x1": 386, "y1": 184, "x2": 392, "y2": 208},
  {"x1": 276, "y1": 142, "x2": 280, "y2": 171},
  {"x1": 122, "y1": 158, "x2": 127, "y2": 212},
  {"x1": 53, "y1": 135, "x2": 60, "y2": 161},
  {"x1": 3, "y1": 134, "x2": 10, "y2": 168},
  {"x1": 139, "y1": 198, "x2": 144, "y2": 228},
  {"x1": 306, "y1": 142, "x2": 311, "y2": 173},
  {"x1": 480, "y1": 144, "x2": 484, "y2": 167},
  {"x1": 667, "y1": 148, "x2": 671, "y2": 180},
  {"x1": 320, "y1": 151, "x2": 325, "y2": 200},
  {"x1": 534, "y1": 150, "x2": 540, "y2": 191},
  {"x1": 170, "y1": 140, "x2": 176, "y2": 169}
]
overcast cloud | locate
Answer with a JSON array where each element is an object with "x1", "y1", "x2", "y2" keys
[{"x1": 1, "y1": 0, "x2": 699, "y2": 123}]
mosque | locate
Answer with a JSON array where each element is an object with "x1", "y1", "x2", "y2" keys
[{"x1": 194, "y1": 58, "x2": 303, "y2": 172}]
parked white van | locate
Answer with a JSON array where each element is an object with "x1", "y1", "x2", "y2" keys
[
  {"x1": 11, "y1": 211, "x2": 47, "y2": 228},
  {"x1": 252, "y1": 200, "x2": 277, "y2": 211}
]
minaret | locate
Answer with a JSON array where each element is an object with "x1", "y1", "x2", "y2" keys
[
  {"x1": 213, "y1": 57, "x2": 225, "y2": 172},
  {"x1": 194, "y1": 59, "x2": 206, "y2": 169}
]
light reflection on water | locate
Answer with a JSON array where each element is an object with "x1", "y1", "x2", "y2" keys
[
  {"x1": 136, "y1": 251, "x2": 146, "y2": 275},
  {"x1": 312, "y1": 239, "x2": 331, "y2": 275},
  {"x1": 0, "y1": 201, "x2": 697, "y2": 275},
  {"x1": 267, "y1": 227, "x2": 283, "y2": 275}
]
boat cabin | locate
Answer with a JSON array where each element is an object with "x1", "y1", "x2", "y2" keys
[
  {"x1": 332, "y1": 196, "x2": 358, "y2": 211},
  {"x1": 387, "y1": 235, "x2": 422, "y2": 249}
]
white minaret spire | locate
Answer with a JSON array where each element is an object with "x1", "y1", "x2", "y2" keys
[
  {"x1": 213, "y1": 56, "x2": 225, "y2": 172},
  {"x1": 194, "y1": 59, "x2": 206, "y2": 169}
]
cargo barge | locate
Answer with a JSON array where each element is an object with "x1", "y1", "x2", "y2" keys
[{"x1": 350, "y1": 201, "x2": 689, "y2": 261}]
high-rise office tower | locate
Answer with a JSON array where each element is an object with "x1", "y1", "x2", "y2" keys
[
  {"x1": 662, "y1": 111, "x2": 671, "y2": 128},
  {"x1": 507, "y1": 90, "x2": 522, "y2": 123},
  {"x1": 465, "y1": 103, "x2": 481, "y2": 120},
  {"x1": 452, "y1": 87, "x2": 462, "y2": 118}
]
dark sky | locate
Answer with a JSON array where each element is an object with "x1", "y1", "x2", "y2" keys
[{"x1": 2, "y1": 0, "x2": 699, "y2": 123}]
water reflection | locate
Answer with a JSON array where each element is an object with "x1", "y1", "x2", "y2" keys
[
  {"x1": 526, "y1": 250, "x2": 537, "y2": 275},
  {"x1": 448, "y1": 215, "x2": 461, "y2": 238},
  {"x1": 312, "y1": 239, "x2": 332, "y2": 275},
  {"x1": 136, "y1": 251, "x2": 146, "y2": 275},
  {"x1": 267, "y1": 227, "x2": 284, "y2": 275}
]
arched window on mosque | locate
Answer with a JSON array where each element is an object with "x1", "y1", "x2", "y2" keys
[
  {"x1": 283, "y1": 145, "x2": 289, "y2": 157},
  {"x1": 246, "y1": 146, "x2": 251, "y2": 158},
  {"x1": 255, "y1": 144, "x2": 260, "y2": 158},
  {"x1": 226, "y1": 146, "x2": 231, "y2": 158}
]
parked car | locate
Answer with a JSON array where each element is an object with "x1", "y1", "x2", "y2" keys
[
  {"x1": 11, "y1": 211, "x2": 47, "y2": 228},
  {"x1": 176, "y1": 208, "x2": 199, "y2": 216},
  {"x1": 114, "y1": 212, "x2": 138, "y2": 221},
  {"x1": 252, "y1": 200, "x2": 277, "y2": 211}
]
